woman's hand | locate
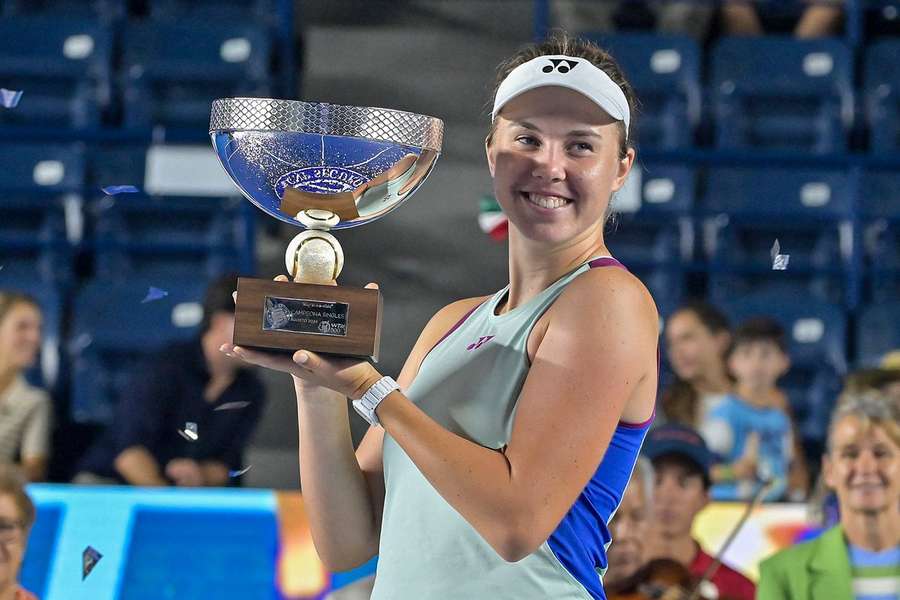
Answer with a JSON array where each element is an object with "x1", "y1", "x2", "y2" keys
[{"x1": 220, "y1": 276, "x2": 383, "y2": 398}]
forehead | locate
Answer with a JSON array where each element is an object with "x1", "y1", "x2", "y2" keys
[
  {"x1": 498, "y1": 86, "x2": 617, "y2": 129},
  {"x1": 0, "y1": 494, "x2": 20, "y2": 520},
  {"x1": 3, "y1": 302, "x2": 40, "y2": 322},
  {"x1": 831, "y1": 416, "x2": 898, "y2": 449},
  {"x1": 666, "y1": 311, "x2": 705, "y2": 336}
]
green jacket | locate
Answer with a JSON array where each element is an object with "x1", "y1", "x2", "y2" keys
[{"x1": 757, "y1": 525, "x2": 855, "y2": 600}]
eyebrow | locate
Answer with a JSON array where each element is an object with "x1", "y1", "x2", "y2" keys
[{"x1": 513, "y1": 121, "x2": 603, "y2": 139}]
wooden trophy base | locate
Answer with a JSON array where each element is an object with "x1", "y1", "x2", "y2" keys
[{"x1": 233, "y1": 277, "x2": 383, "y2": 361}]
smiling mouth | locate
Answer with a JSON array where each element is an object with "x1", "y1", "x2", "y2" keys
[{"x1": 520, "y1": 192, "x2": 572, "y2": 209}]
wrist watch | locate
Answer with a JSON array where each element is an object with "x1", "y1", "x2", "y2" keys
[{"x1": 352, "y1": 376, "x2": 400, "y2": 427}]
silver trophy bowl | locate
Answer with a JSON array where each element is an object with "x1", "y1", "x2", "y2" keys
[{"x1": 209, "y1": 97, "x2": 443, "y2": 232}]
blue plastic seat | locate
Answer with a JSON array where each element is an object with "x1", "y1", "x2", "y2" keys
[
  {"x1": 584, "y1": 33, "x2": 700, "y2": 149},
  {"x1": 148, "y1": 0, "x2": 276, "y2": 25},
  {"x1": 722, "y1": 293, "x2": 847, "y2": 450},
  {"x1": 121, "y1": 22, "x2": 271, "y2": 129},
  {"x1": 2, "y1": 0, "x2": 124, "y2": 20},
  {"x1": 856, "y1": 302, "x2": 900, "y2": 367},
  {"x1": 711, "y1": 36, "x2": 852, "y2": 153},
  {"x1": 0, "y1": 18, "x2": 111, "y2": 128},
  {"x1": 0, "y1": 144, "x2": 84, "y2": 286},
  {"x1": 69, "y1": 279, "x2": 206, "y2": 423},
  {"x1": 861, "y1": 169, "x2": 900, "y2": 302},
  {"x1": 864, "y1": 39, "x2": 900, "y2": 152},
  {"x1": 703, "y1": 166, "x2": 853, "y2": 306}
]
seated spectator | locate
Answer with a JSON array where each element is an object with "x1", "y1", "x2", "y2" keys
[
  {"x1": 842, "y1": 354, "x2": 900, "y2": 405},
  {"x1": 552, "y1": 0, "x2": 716, "y2": 41},
  {"x1": 757, "y1": 391, "x2": 900, "y2": 599},
  {"x1": 722, "y1": 0, "x2": 844, "y2": 38},
  {"x1": 702, "y1": 318, "x2": 809, "y2": 502},
  {"x1": 662, "y1": 301, "x2": 733, "y2": 428},
  {"x1": 604, "y1": 457, "x2": 654, "y2": 589},
  {"x1": 74, "y1": 275, "x2": 266, "y2": 487},
  {"x1": 0, "y1": 465, "x2": 38, "y2": 600},
  {"x1": 642, "y1": 424, "x2": 756, "y2": 600},
  {"x1": 0, "y1": 293, "x2": 50, "y2": 482}
]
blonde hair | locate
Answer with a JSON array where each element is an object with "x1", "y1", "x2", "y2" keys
[
  {"x1": 0, "y1": 291, "x2": 39, "y2": 325},
  {"x1": 0, "y1": 465, "x2": 35, "y2": 529},
  {"x1": 827, "y1": 389, "x2": 900, "y2": 452}
]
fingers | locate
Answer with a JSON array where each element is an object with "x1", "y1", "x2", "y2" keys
[
  {"x1": 232, "y1": 291, "x2": 237, "y2": 305},
  {"x1": 293, "y1": 349, "x2": 320, "y2": 370},
  {"x1": 274, "y1": 275, "x2": 289, "y2": 282},
  {"x1": 364, "y1": 282, "x2": 380, "y2": 290}
]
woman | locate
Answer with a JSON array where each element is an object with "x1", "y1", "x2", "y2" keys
[
  {"x1": 0, "y1": 293, "x2": 50, "y2": 483},
  {"x1": 0, "y1": 465, "x2": 38, "y2": 600},
  {"x1": 757, "y1": 391, "x2": 900, "y2": 599},
  {"x1": 661, "y1": 301, "x2": 733, "y2": 427},
  {"x1": 223, "y1": 34, "x2": 659, "y2": 598}
]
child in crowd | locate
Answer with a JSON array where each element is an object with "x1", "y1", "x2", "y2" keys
[{"x1": 702, "y1": 318, "x2": 806, "y2": 501}]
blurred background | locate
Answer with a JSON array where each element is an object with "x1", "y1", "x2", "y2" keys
[{"x1": 0, "y1": 0, "x2": 898, "y2": 598}]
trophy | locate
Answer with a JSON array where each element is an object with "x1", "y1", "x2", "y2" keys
[{"x1": 210, "y1": 98, "x2": 443, "y2": 360}]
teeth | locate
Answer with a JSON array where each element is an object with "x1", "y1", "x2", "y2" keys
[{"x1": 527, "y1": 193, "x2": 569, "y2": 209}]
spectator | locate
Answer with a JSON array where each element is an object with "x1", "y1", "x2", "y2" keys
[
  {"x1": 661, "y1": 301, "x2": 733, "y2": 428},
  {"x1": 642, "y1": 424, "x2": 756, "y2": 600},
  {"x1": 552, "y1": 1, "x2": 716, "y2": 41},
  {"x1": 702, "y1": 317, "x2": 810, "y2": 501},
  {"x1": 605, "y1": 457, "x2": 654, "y2": 589},
  {"x1": 0, "y1": 293, "x2": 50, "y2": 482},
  {"x1": 721, "y1": 0, "x2": 844, "y2": 39},
  {"x1": 757, "y1": 391, "x2": 900, "y2": 599},
  {"x1": 842, "y1": 355, "x2": 900, "y2": 406},
  {"x1": 0, "y1": 465, "x2": 38, "y2": 600},
  {"x1": 74, "y1": 274, "x2": 266, "y2": 487}
]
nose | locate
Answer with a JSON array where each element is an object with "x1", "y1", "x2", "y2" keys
[
  {"x1": 530, "y1": 144, "x2": 566, "y2": 182},
  {"x1": 855, "y1": 448, "x2": 878, "y2": 475}
]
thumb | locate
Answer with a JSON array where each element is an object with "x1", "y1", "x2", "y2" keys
[
  {"x1": 293, "y1": 349, "x2": 322, "y2": 369},
  {"x1": 364, "y1": 282, "x2": 380, "y2": 290}
]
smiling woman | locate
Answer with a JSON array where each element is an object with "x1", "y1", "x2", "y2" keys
[
  {"x1": 0, "y1": 466, "x2": 37, "y2": 600},
  {"x1": 222, "y1": 32, "x2": 659, "y2": 599}
]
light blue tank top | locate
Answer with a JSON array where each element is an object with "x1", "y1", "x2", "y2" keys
[{"x1": 371, "y1": 256, "x2": 654, "y2": 600}]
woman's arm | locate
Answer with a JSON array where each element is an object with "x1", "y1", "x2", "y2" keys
[
  {"x1": 224, "y1": 295, "x2": 486, "y2": 571},
  {"x1": 375, "y1": 268, "x2": 659, "y2": 561}
]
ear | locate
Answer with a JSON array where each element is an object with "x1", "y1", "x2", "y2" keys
[
  {"x1": 822, "y1": 453, "x2": 836, "y2": 490},
  {"x1": 610, "y1": 147, "x2": 636, "y2": 193},
  {"x1": 485, "y1": 135, "x2": 496, "y2": 178},
  {"x1": 778, "y1": 352, "x2": 791, "y2": 376},
  {"x1": 715, "y1": 331, "x2": 733, "y2": 356}
]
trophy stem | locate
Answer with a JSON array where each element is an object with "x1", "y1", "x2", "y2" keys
[{"x1": 285, "y1": 230, "x2": 345, "y2": 285}]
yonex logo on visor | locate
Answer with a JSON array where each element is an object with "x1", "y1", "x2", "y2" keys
[
  {"x1": 492, "y1": 54, "x2": 631, "y2": 137},
  {"x1": 542, "y1": 58, "x2": 579, "y2": 74}
]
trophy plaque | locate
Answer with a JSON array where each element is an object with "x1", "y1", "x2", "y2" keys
[{"x1": 210, "y1": 98, "x2": 443, "y2": 360}]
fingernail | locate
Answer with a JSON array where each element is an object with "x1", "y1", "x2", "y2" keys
[{"x1": 295, "y1": 352, "x2": 308, "y2": 364}]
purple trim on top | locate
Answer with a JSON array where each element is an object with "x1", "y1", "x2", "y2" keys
[
  {"x1": 618, "y1": 410, "x2": 656, "y2": 429},
  {"x1": 424, "y1": 302, "x2": 483, "y2": 359},
  {"x1": 588, "y1": 256, "x2": 627, "y2": 271}
]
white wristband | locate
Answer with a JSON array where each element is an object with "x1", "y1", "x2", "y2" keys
[{"x1": 352, "y1": 376, "x2": 399, "y2": 427}]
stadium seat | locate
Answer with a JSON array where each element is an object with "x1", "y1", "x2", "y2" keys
[
  {"x1": 702, "y1": 166, "x2": 853, "y2": 306},
  {"x1": 710, "y1": 36, "x2": 852, "y2": 153},
  {"x1": 0, "y1": 143, "x2": 84, "y2": 286},
  {"x1": 856, "y1": 302, "x2": 900, "y2": 367},
  {"x1": 148, "y1": 0, "x2": 276, "y2": 25},
  {"x1": 861, "y1": 169, "x2": 900, "y2": 302},
  {"x1": 864, "y1": 38, "x2": 900, "y2": 152},
  {"x1": 722, "y1": 293, "x2": 847, "y2": 459},
  {"x1": 2, "y1": 0, "x2": 124, "y2": 20},
  {"x1": 583, "y1": 33, "x2": 700, "y2": 149},
  {"x1": 121, "y1": 22, "x2": 271, "y2": 129},
  {"x1": 91, "y1": 195, "x2": 246, "y2": 281},
  {"x1": 0, "y1": 18, "x2": 111, "y2": 128},
  {"x1": 68, "y1": 279, "x2": 206, "y2": 423}
]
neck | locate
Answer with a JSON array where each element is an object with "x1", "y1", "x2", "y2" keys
[
  {"x1": 842, "y1": 507, "x2": 900, "y2": 552},
  {"x1": 735, "y1": 383, "x2": 777, "y2": 408},
  {"x1": 692, "y1": 367, "x2": 731, "y2": 396},
  {"x1": 0, "y1": 364, "x2": 18, "y2": 397},
  {"x1": 503, "y1": 229, "x2": 607, "y2": 314}
]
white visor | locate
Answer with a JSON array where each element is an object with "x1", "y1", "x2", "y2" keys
[{"x1": 491, "y1": 54, "x2": 630, "y2": 137}]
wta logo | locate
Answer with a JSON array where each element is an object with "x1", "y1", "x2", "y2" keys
[{"x1": 466, "y1": 336, "x2": 495, "y2": 351}]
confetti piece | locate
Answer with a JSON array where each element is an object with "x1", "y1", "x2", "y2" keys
[
  {"x1": 101, "y1": 185, "x2": 140, "y2": 195},
  {"x1": 770, "y1": 239, "x2": 780, "y2": 261},
  {"x1": 213, "y1": 401, "x2": 251, "y2": 412},
  {"x1": 0, "y1": 88, "x2": 23, "y2": 109},
  {"x1": 771, "y1": 239, "x2": 790, "y2": 270},
  {"x1": 229, "y1": 465, "x2": 253, "y2": 478},
  {"x1": 141, "y1": 287, "x2": 168, "y2": 303},
  {"x1": 178, "y1": 422, "x2": 199, "y2": 442},
  {"x1": 82, "y1": 546, "x2": 102, "y2": 580}
]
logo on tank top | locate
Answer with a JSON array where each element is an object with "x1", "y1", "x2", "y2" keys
[{"x1": 466, "y1": 335, "x2": 494, "y2": 351}]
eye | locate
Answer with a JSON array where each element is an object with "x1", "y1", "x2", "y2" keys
[
  {"x1": 515, "y1": 135, "x2": 538, "y2": 146},
  {"x1": 570, "y1": 142, "x2": 594, "y2": 153}
]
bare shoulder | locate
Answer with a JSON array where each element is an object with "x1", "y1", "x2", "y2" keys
[
  {"x1": 555, "y1": 265, "x2": 659, "y2": 334},
  {"x1": 418, "y1": 296, "x2": 492, "y2": 349}
]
